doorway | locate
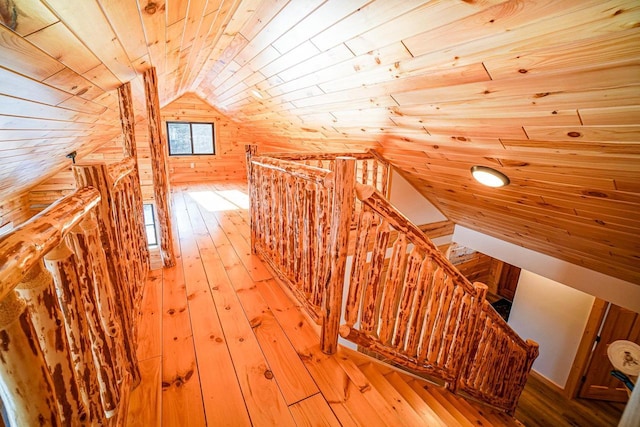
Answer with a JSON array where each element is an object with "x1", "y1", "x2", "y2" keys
[{"x1": 578, "y1": 303, "x2": 640, "y2": 402}]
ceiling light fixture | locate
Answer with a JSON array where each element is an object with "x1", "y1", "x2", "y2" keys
[
  {"x1": 470, "y1": 165, "x2": 510, "y2": 187},
  {"x1": 251, "y1": 89, "x2": 263, "y2": 99}
]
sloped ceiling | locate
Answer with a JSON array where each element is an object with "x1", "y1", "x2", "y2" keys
[{"x1": 0, "y1": 0, "x2": 639, "y2": 285}]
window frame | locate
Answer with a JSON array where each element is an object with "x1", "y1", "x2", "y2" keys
[
  {"x1": 166, "y1": 121, "x2": 216, "y2": 156},
  {"x1": 143, "y1": 203, "x2": 158, "y2": 247}
]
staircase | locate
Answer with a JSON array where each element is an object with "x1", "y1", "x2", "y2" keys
[
  {"x1": 330, "y1": 347, "x2": 522, "y2": 426},
  {"x1": 247, "y1": 149, "x2": 539, "y2": 416}
]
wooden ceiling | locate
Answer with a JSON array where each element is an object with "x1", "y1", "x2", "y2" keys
[{"x1": 0, "y1": 0, "x2": 639, "y2": 285}]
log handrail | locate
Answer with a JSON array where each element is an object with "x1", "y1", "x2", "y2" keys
[
  {"x1": 261, "y1": 151, "x2": 376, "y2": 161},
  {"x1": 0, "y1": 187, "x2": 101, "y2": 300},
  {"x1": 252, "y1": 156, "x2": 334, "y2": 186},
  {"x1": 355, "y1": 183, "x2": 477, "y2": 295}
]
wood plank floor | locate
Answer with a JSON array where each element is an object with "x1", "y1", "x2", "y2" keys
[{"x1": 126, "y1": 182, "x2": 625, "y2": 426}]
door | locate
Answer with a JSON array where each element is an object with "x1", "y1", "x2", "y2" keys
[
  {"x1": 497, "y1": 264, "x2": 520, "y2": 301},
  {"x1": 579, "y1": 303, "x2": 640, "y2": 402}
]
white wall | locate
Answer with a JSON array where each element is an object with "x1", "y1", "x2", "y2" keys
[
  {"x1": 389, "y1": 170, "x2": 447, "y2": 225},
  {"x1": 452, "y1": 226, "x2": 640, "y2": 313},
  {"x1": 508, "y1": 270, "x2": 595, "y2": 388}
]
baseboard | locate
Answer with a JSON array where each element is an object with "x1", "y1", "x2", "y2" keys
[{"x1": 530, "y1": 369, "x2": 565, "y2": 394}]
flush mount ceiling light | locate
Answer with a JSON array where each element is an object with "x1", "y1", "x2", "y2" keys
[
  {"x1": 251, "y1": 89, "x2": 263, "y2": 99},
  {"x1": 470, "y1": 165, "x2": 510, "y2": 187}
]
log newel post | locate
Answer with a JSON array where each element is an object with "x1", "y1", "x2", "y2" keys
[
  {"x1": 245, "y1": 144, "x2": 258, "y2": 254},
  {"x1": 117, "y1": 81, "x2": 150, "y2": 278},
  {"x1": 45, "y1": 240, "x2": 107, "y2": 425},
  {"x1": 0, "y1": 290, "x2": 60, "y2": 425},
  {"x1": 16, "y1": 261, "x2": 89, "y2": 425},
  {"x1": 321, "y1": 157, "x2": 356, "y2": 354},
  {"x1": 143, "y1": 67, "x2": 176, "y2": 268}
]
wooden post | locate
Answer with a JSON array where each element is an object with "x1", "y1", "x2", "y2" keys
[
  {"x1": 68, "y1": 215, "x2": 124, "y2": 417},
  {"x1": 143, "y1": 67, "x2": 176, "y2": 268},
  {"x1": 45, "y1": 240, "x2": 107, "y2": 425},
  {"x1": 117, "y1": 81, "x2": 150, "y2": 280},
  {"x1": 0, "y1": 291, "x2": 60, "y2": 425},
  {"x1": 118, "y1": 82, "x2": 137, "y2": 159},
  {"x1": 73, "y1": 163, "x2": 140, "y2": 384},
  {"x1": 16, "y1": 261, "x2": 89, "y2": 424},
  {"x1": 245, "y1": 144, "x2": 258, "y2": 254},
  {"x1": 321, "y1": 157, "x2": 355, "y2": 354}
]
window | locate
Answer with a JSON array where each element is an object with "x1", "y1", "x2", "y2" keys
[
  {"x1": 167, "y1": 122, "x2": 215, "y2": 155},
  {"x1": 143, "y1": 204, "x2": 158, "y2": 247}
]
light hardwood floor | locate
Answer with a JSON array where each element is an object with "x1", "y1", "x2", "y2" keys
[{"x1": 126, "y1": 183, "x2": 624, "y2": 426}]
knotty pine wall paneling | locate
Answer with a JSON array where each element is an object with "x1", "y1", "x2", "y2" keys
[{"x1": 161, "y1": 93, "x2": 247, "y2": 184}]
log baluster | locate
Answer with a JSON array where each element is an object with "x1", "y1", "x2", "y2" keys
[
  {"x1": 74, "y1": 164, "x2": 140, "y2": 388},
  {"x1": 68, "y1": 215, "x2": 124, "y2": 416},
  {"x1": 405, "y1": 258, "x2": 435, "y2": 356},
  {"x1": 0, "y1": 291, "x2": 60, "y2": 425},
  {"x1": 344, "y1": 209, "x2": 374, "y2": 327},
  {"x1": 321, "y1": 157, "x2": 356, "y2": 354},
  {"x1": 393, "y1": 248, "x2": 423, "y2": 350},
  {"x1": 360, "y1": 220, "x2": 390, "y2": 336},
  {"x1": 378, "y1": 234, "x2": 408, "y2": 345},
  {"x1": 45, "y1": 241, "x2": 106, "y2": 425},
  {"x1": 16, "y1": 262, "x2": 89, "y2": 425}
]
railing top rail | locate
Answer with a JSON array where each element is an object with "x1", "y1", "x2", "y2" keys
[
  {"x1": 261, "y1": 152, "x2": 376, "y2": 161},
  {"x1": 355, "y1": 182, "x2": 477, "y2": 295},
  {"x1": 252, "y1": 156, "x2": 334, "y2": 187},
  {"x1": 0, "y1": 187, "x2": 101, "y2": 300},
  {"x1": 107, "y1": 157, "x2": 137, "y2": 187}
]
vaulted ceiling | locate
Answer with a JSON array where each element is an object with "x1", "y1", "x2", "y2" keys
[{"x1": 0, "y1": 0, "x2": 639, "y2": 285}]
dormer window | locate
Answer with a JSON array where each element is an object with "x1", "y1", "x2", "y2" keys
[{"x1": 166, "y1": 122, "x2": 215, "y2": 155}]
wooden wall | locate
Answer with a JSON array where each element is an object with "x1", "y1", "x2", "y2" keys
[
  {"x1": 161, "y1": 93, "x2": 249, "y2": 184},
  {"x1": 448, "y1": 242, "x2": 498, "y2": 294},
  {"x1": 0, "y1": 192, "x2": 31, "y2": 234}
]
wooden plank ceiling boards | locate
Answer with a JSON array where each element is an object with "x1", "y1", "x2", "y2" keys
[{"x1": 0, "y1": 0, "x2": 638, "y2": 284}]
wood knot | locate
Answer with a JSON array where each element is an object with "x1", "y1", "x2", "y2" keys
[
  {"x1": 0, "y1": 0, "x2": 18, "y2": 30},
  {"x1": 518, "y1": 69, "x2": 528, "y2": 74},
  {"x1": 567, "y1": 131, "x2": 581, "y2": 138},
  {"x1": 583, "y1": 190, "x2": 608, "y2": 198},
  {"x1": 534, "y1": 92, "x2": 550, "y2": 98},
  {"x1": 264, "y1": 370, "x2": 274, "y2": 380},
  {"x1": 145, "y1": 2, "x2": 158, "y2": 14}
]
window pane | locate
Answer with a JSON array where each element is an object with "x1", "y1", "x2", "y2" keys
[
  {"x1": 143, "y1": 204, "x2": 154, "y2": 225},
  {"x1": 167, "y1": 122, "x2": 191, "y2": 154},
  {"x1": 146, "y1": 225, "x2": 157, "y2": 246},
  {"x1": 192, "y1": 123, "x2": 214, "y2": 154}
]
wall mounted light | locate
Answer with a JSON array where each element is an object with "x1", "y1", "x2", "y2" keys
[{"x1": 470, "y1": 165, "x2": 510, "y2": 187}]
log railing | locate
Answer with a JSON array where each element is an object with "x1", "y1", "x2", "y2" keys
[
  {"x1": 261, "y1": 150, "x2": 391, "y2": 197},
  {"x1": 249, "y1": 155, "x2": 336, "y2": 322},
  {"x1": 458, "y1": 300, "x2": 539, "y2": 414},
  {"x1": 339, "y1": 183, "x2": 488, "y2": 384},
  {"x1": 247, "y1": 149, "x2": 538, "y2": 414},
  {"x1": 0, "y1": 157, "x2": 148, "y2": 425}
]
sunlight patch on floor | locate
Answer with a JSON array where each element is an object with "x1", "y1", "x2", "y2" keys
[{"x1": 188, "y1": 189, "x2": 249, "y2": 212}]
